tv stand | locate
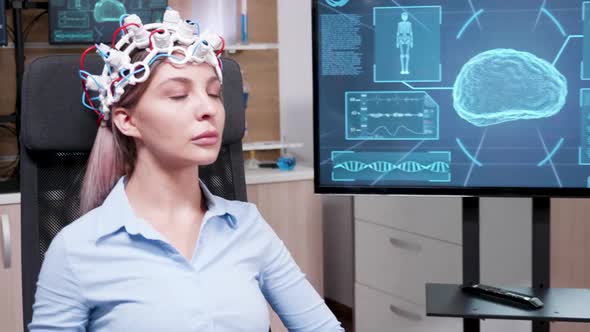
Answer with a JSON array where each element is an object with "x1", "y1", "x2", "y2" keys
[{"x1": 426, "y1": 197, "x2": 590, "y2": 331}]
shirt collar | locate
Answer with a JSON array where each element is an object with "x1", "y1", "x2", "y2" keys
[{"x1": 95, "y1": 176, "x2": 239, "y2": 242}]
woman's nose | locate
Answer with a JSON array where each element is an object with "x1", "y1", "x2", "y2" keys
[{"x1": 194, "y1": 97, "x2": 217, "y2": 121}]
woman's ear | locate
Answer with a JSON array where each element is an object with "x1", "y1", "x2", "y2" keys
[{"x1": 111, "y1": 106, "x2": 142, "y2": 139}]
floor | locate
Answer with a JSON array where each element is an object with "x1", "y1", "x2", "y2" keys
[
  {"x1": 339, "y1": 315, "x2": 353, "y2": 332},
  {"x1": 326, "y1": 298, "x2": 353, "y2": 331}
]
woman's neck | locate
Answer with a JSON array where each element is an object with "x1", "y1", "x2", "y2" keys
[{"x1": 124, "y1": 153, "x2": 205, "y2": 222}]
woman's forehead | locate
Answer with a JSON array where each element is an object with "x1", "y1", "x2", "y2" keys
[{"x1": 154, "y1": 61, "x2": 218, "y2": 85}]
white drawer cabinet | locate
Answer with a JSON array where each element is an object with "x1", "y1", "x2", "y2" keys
[
  {"x1": 354, "y1": 195, "x2": 461, "y2": 244},
  {"x1": 355, "y1": 283, "x2": 461, "y2": 332},
  {"x1": 355, "y1": 219, "x2": 461, "y2": 305},
  {"x1": 0, "y1": 203, "x2": 23, "y2": 332},
  {"x1": 354, "y1": 196, "x2": 462, "y2": 332}
]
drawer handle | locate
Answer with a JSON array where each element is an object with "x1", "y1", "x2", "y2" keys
[
  {"x1": 389, "y1": 237, "x2": 422, "y2": 252},
  {"x1": 389, "y1": 304, "x2": 423, "y2": 321},
  {"x1": 1, "y1": 214, "x2": 10, "y2": 269}
]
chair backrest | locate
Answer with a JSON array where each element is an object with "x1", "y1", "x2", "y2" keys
[{"x1": 19, "y1": 55, "x2": 247, "y2": 329}]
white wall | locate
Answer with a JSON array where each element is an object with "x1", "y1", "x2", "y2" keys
[
  {"x1": 277, "y1": 0, "x2": 314, "y2": 162},
  {"x1": 277, "y1": 0, "x2": 355, "y2": 307}
]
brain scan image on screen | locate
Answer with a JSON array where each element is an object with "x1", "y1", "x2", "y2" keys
[
  {"x1": 94, "y1": 0, "x2": 127, "y2": 23},
  {"x1": 453, "y1": 48, "x2": 568, "y2": 127},
  {"x1": 315, "y1": 0, "x2": 590, "y2": 192}
]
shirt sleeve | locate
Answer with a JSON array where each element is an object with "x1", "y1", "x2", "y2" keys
[
  {"x1": 28, "y1": 232, "x2": 90, "y2": 331},
  {"x1": 257, "y1": 214, "x2": 344, "y2": 332}
]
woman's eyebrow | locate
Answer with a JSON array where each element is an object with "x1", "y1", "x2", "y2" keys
[
  {"x1": 156, "y1": 77, "x2": 192, "y2": 88},
  {"x1": 206, "y1": 76, "x2": 220, "y2": 85}
]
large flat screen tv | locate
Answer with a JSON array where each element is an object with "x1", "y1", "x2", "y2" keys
[
  {"x1": 49, "y1": 0, "x2": 168, "y2": 44},
  {"x1": 313, "y1": 0, "x2": 590, "y2": 197}
]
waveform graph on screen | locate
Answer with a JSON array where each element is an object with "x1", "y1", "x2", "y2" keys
[
  {"x1": 346, "y1": 91, "x2": 439, "y2": 140},
  {"x1": 331, "y1": 151, "x2": 451, "y2": 183}
]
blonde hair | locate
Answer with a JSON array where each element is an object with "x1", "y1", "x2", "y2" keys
[{"x1": 79, "y1": 50, "x2": 164, "y2": 214}]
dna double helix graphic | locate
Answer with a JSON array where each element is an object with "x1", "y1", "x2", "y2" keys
[{"x1": 334, "y1": 160, "x2": 450, "y2": 173}]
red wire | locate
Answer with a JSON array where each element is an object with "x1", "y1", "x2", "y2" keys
[
  {"x1": 93, "y1": 76, "x2": 123, "y2": 124},
  {"x1": 79, "y1": 45, "x2": 96, "y2": 72},
  {"x1": 111, "y1": 23, "x2": 140, "y2": 48},
  {"x1": 84, "y1": 87, "x2": 101, "y2": 117},
  {"x1": 110, "y1": 77, "x2": 123, "y2": 95},
  {"x1": 216, "y1": 35, "x2": 225, "y2": 56},
  {"x1": 80, "y1": 45, "x2": 100, "y2": 116},
  {"x1": 97, "y1": 114, "x2": 105, "y2": 124},
  {"x1": 148, "y1": 29, "x2": 166, "y2": 50}
]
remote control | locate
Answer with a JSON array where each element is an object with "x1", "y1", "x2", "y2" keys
[{"x1": 462, "y1": 284, "x2": 544, "y2": 309}]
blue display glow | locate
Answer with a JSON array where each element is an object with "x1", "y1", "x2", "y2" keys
[
  {"x1": 453, "y1": 48, "x2": 568, "y2": 127},
  {"x1": 315, "y1": 0, "x2": 590, "y2": 192}
]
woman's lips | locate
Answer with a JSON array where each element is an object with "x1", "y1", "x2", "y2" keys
[{"x1": 192, "y1": 131, "x2": 219, "y2": 146}]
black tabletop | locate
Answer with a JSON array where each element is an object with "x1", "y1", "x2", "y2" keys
[{"x1": 427, "y1": 283, "x2": 590, "y2": 322}]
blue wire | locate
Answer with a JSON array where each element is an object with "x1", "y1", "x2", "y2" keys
[
  {"x1": 119, "y1": 14, "x2": 130, "y2": 38},
  {"x1": 148, "y1": 53, "x2": 182, "y2": 66},
  {"x1": 119, "y1": 14, "x2": 130, "y2": 27},
  {"x1": 148, "y1": 53, "x2": 171, "y2": 66},
  {"x1": 94, "y1": 44, "x2": 112, "y2": 75},
  {"x1": 191, "y1": 40, "x2": 206, "y2": 57},
  {"x1": 95, "y1": 44, "x2": 109, "y2": 58},
  {"x1": 114, "y1": 54, "x2": 184, "y2": 91},
  {"x1": 188, "y1": 19, "x2": 200, "y2": 35},
  {"x1": 116, "y1": 67, "x2": 146, "y2": 88},
  {"x1": 81, "y1": 92, "x2": 100, "y2": 112},
  {"x1": 79, "y1": 70, "x2": 105, "y2": 91},
  {"x1": 78, "y1": 69, "x2": 91, "y2": 79}
]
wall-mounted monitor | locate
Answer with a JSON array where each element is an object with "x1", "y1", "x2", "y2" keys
[
  {"x1": 313, "y1": 0, "x2": 590, "y2": 197},
  {"x1": 49, "y1": 0, "x2": 168, "y2": 44}
]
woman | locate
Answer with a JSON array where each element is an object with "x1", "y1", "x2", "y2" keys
[{"x1": 29, "y1": 8, "x2": 344, "y2": 332}]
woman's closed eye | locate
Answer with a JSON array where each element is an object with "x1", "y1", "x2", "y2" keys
[
  {"x1": 169, "y1": 94, "x2": 188, "y2": 101},
  {"x1": 207, "y1": 80, "x2": 222, "y2": 99},
  {"x1": 207, "y1": 88, "x2": 222, "y2": 98}
]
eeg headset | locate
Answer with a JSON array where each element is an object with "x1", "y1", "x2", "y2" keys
[{"x1": 79, "y1": 7, "x2": 225, "y2": 123}]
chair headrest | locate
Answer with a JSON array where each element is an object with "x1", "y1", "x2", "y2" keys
[{"x1": 21, "y1": 55, "x2": 245, "y2": 152}]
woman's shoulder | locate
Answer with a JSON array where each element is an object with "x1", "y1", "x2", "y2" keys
[
  {"x1": 208, "y1": 194, "x2": 270, "y2": 227},
  {"x1": 48, "y1": 206, "x2": 104, "y2": 250},
  {"x1": 213, "y1": 195, "x2": 259, "y2": 217}
]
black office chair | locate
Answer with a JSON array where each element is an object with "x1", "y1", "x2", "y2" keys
[{"x1": 19, "y1": 55, "x2": 247, "y2": 330}]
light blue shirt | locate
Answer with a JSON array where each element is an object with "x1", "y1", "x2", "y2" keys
[{"x1": 29, "y1": 176, "x2": 343, "y2": 332}]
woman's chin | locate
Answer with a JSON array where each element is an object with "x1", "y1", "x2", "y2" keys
[
  {"x1": 167, "y1": 146, "x2": 221, "y2": 167},
  {"x1": 191, "y1": 150, "x2": 220, "y2": 166},
  {"x1": 196, "y1": 157, "x2": 219, "y2": 166}
]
